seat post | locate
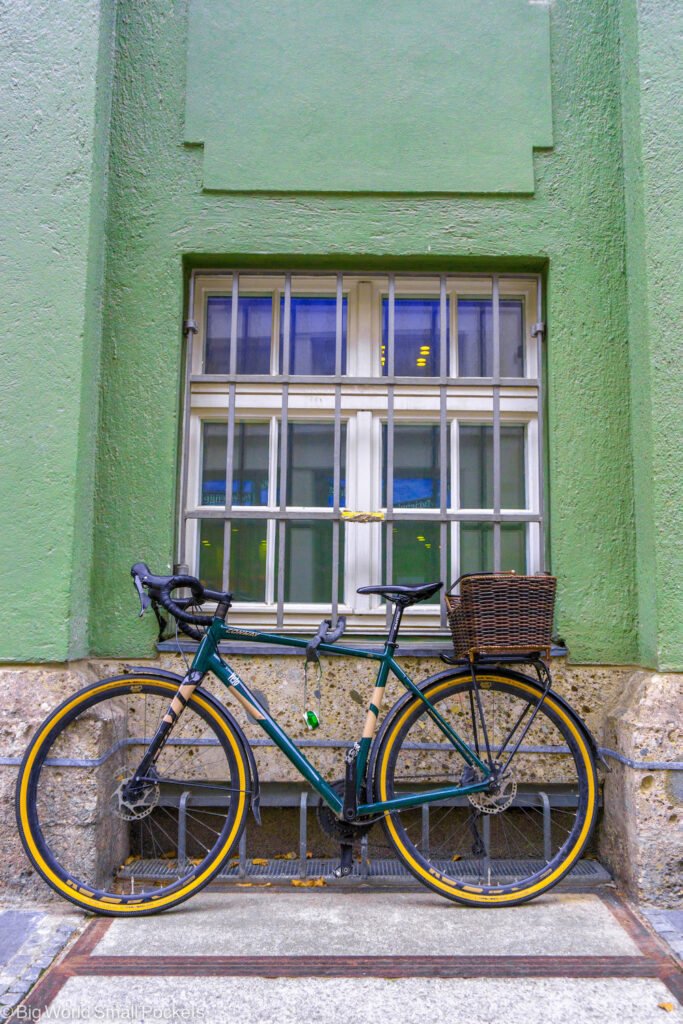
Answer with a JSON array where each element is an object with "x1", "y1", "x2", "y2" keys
[{"x1": 387, "y1": 601, "x2": 406, "y2": 645}]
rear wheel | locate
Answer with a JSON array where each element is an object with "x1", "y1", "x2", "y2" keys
[
  {"x1": 374, "y1": 670, "x2": 598, "y2": 906},
  {"x1": 16, "y1": 675, "x2": 250, "y2": 915}
]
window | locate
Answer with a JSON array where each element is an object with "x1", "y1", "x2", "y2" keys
[{"x1": 179, "y1": 272, "x2": 545, "y2": 633}]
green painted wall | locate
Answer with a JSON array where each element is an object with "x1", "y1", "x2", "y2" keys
[
  {"x1": 3, "y1": 1, "x2": 679, "y2": 669},
  {"x1": 90, "y1": 0, "x2": 638, "y2": 664},
  {"x1": 619, "y1": 0, "x2": 683, "y2": 670},
  {"x1": 0, "y1": 0, "x2": 115, "y2": 662},
  {"x1": 185, "y1": 0, "x2": 552, "y2": 193}
]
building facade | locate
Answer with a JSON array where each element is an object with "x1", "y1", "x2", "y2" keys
[{"x1": 1, "y1": 0, "x2": 681, "y2": 903}]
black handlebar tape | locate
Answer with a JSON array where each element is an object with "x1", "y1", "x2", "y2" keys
[{"x1": 159, "y1": 578, "x2": 213, "y2": 626}]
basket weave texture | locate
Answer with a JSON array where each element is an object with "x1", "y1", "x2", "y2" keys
[{"x1": 445, "y1": 572, "x2": 556, "y2": 659}]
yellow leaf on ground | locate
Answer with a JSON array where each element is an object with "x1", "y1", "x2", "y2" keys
[
  {"x1": 251, "y1": 857, "x2": 269, "y2": 866},
  {"x1": 237, "y1": 882, "x2": 272, "y2": 888},
  {"x1": 306, "y1": 851, "x2": 313, "y2": 859},
  {"x1": 658, "y1": 1004, "x2": 674, "y2": 1012},
  {"x1": 452, "y1": 854, "x2": 462, "y2": 861},
  {"x1": 123, "y1": 855, "x2": 140, "y2": 866},
  {"x1": 291, "y1": 877, "x2": 326, "y2": 887},
  {"x1": 274, "y1": 852, "x2": 297, "y2": 860},
  {"x1": 161, "y1": 851, "x2": 176, "y2": 860}
]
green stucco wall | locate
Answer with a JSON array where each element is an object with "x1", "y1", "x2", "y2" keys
[
  {"x1": 618, "y1": 0, "x2": 683, "y2": 670},
  {"x1": 2, "y1": 1, "x2": 680, "y2": 670},
  {"x1": 185, "y1": 0, "x2": 552, "y2": 193},
  {"x1": 0, "y1": 0, "x2": 115, "y2": 662}
]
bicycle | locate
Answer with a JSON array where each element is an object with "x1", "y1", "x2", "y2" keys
[{"x1": 16, "y1": 563, "x2": 601, "y2": 915}]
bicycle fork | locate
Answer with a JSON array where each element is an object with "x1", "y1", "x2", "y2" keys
[{"x1": 121, "y1": 667, "x2": 206, "y2": 801}]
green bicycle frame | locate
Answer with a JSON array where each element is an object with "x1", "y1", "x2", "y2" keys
[{"x1": 189, "y1": 617, "x2": 491, "y2": 818}]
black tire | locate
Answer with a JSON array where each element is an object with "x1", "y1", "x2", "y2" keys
[
  {"x1": 16, "y1": 675, "x2": 250, "y2": 915},
  {"x1": 373, "y1": 669, "x2": 598, "y2": 906}
]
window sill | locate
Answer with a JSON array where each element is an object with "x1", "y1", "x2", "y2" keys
[{"x1": 156, "y1": 637, "x2": 569, "y2": 659}]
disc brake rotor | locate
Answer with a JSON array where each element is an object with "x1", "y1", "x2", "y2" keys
[
  {"x1": 111, "y1": 767, "x2": 160, "y2": 821},
  {"x1": 465, "y1": 764, "x2": 518, "y2": 814}
]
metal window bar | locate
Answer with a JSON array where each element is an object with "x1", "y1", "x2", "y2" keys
[
  {"x1": 536, "y1": 274, "x2": 546, "y2": 571},
  {"x1": 492, "y1": 274, "x2": 501, "y2": 573},
  {"x1": 331, "y1": 273, "x2": 343, "y2": 625},
  {"x1": 181, "y1": 270, "x2": 545, "y2": 621},
  {"x1": 177, "y1": 274, "x2": 196, "y2": 567},
  {"x1": 277, "y1": 274, "x2": 292, "y2": 627},
  {"x1": 439, "y1": 274, "x2": 448, "y2": 626},
  {"x1": 385, "y1": 275, "x2": 395, "y2": 627},
  {"x1": 222, "y1": 273, "x2": 239, "y2": 589}
]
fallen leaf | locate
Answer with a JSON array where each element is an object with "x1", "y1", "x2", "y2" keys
[
  {"x1": 658, "y1": 1004, "x2": 674, "y2": 1012},
  {"x1": 123, "y1": 855, "x2": 140, "y2": 866},
  {"x1": 274, "y1": 852, "x2": 297, "y2": 860},
  {"x1": 190, "y1": 858, "x2": 202, "y2": 866},
  {"x1": 452, "y1": 854, "x2": 461, "y2": 862},
  {"x1": 291, "y1": 877, "x2": 326, "y2": 887},
  {"x1": 251, "y1": 857, "x2": 268, "y2": 866},
  {"x1": 161, "y1": 851, "x2": 176, "y2": 860},
  {"x1": 237, "y1": 882, "x2": 272, "y2": 888},
  {"x1": 306, "y1": 851, "x2": 313, "y2": 859}
]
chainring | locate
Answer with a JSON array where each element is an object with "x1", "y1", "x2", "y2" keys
[{"x1": 316, "y1": 780, "x2": 375, "y2": 843}]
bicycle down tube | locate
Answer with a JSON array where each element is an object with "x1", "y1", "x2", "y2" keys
[{"x1": 187, "y1": 618, "x2": 491, "y2": 819}]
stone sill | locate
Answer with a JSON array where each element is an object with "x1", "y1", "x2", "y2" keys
[{"x1": 156, "y1": 638, "x2": 570, "y2": 659}]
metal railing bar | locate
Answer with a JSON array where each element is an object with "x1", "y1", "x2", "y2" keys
[
  {"x1": 186, "y1": 508, "x2": 542, "y2": 523},
  {"x1": 190, "y1": 268, "x2": 545, "y2": 282},
  {"x1": 190, "y1": 374, "x2": 536, "y2": 388}
]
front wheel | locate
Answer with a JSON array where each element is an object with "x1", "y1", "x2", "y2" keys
[
  {"x1": 373, "y1": 670, "x2": 598, "y2": 906},
  {"x1": 16, "y1": 675, "x2": 250, "y2": 915}
]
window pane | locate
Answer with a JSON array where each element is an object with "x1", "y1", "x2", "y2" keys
[
  {"x1": 201, "y1": 423, "x2": 227, "y2": 505},
  {"x1": 459, "y1": 425, "x2": 525, "y2": 509},
  {"x1": 198, "y1": 519, "x2": 224, "y2": 590},
  {"x1": 233, "y1": 423, "x2": 270, "y2": 506},
  {"x1": 279, "y1": 297, "x2": 347, "y2": 375},
  {"x1": 229, "y1": 521, "x2": 267, "y2": 602},
  {"x1": 383, "y1": 424, "x2": 449, "y2": 508},
  {"x1": 460, "y1": 523, "x2": 526, "y2": 575},
  {"x1": 205, "y1": 296, "x2": 272, "y2": 374},
  {"x1": 383, "y1": 521, "x2": 443, "y2": 601},
  {"x1": 285, "y1": 423, "x2": 346, "y2": 507},
  {"x1": 201, "y1": 422, "x2": 271, "y2": 506},
  {"x1": 282, "y1": 521, "x2": 344, "y2": 603},
  {"x1": 457, "y1": 299, "x2": 524, "y2": 377},
  {"x1": 382, "y1": 298, "x2": 447, "y2": 377}
]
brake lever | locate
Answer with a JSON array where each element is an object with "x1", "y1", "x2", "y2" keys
[{"x1": 133, "y1": 574, "x2": 151, "y2": 617}]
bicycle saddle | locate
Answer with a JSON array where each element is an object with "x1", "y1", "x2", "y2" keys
[{"x1": 357, "y1": 582, "x2": 443, "y2": 606}]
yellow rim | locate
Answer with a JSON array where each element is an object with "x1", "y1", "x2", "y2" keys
[
  {"x1": 18, "y1": 678, "x2": 247, "y2": 913},
  {"x1": 378, "y1": 675, "x2": 596, "y2": 904}
]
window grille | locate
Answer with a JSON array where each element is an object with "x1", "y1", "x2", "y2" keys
[{"x1": 179, "y1": 272, "x2": 545, "y2": 633}]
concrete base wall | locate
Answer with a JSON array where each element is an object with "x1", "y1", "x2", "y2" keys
[
  {"x1": 600, "y1": 671, "x2": 683, "y2": 907},
  {"x1": 2, "y1": 657, "x2": 680, "y2": 906}
]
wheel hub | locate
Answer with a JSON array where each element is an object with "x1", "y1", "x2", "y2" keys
[
  {"x1": 112, "y1": 767, "x2": 160, "y2": 821},
  {"x1": 464, "y1": 763, "x2": 517, "y2": 814}
]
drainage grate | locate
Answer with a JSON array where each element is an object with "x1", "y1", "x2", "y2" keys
[{"x1": 119, "y1": 856, "x2": 611, "y2": 886}]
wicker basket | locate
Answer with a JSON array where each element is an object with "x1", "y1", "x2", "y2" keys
[{"x1": 445, "y1": 572, "x2": 556, "y2": 660}]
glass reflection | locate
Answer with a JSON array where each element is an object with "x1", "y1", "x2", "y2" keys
[
  {"x1": 457, "y1": 299, "x2": 524, "y2": 377},
  {"x1": 382, "y1": 424, "x2": 449, "y2": 508},
  {"x1": 459, "y1": 425, "x2": 526, "y2": 509},
  {"x1": 279, "y1": 297, "x2": 347, "y2": 375},
  {"x1": 205, "y1": 296, "x2": 272, "y2": 374},
  {"x1": 382, "y1": 298, "x2": 447, "y2": 377}
]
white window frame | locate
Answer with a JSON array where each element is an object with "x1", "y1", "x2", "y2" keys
[{"x1": 179, "y1": 272, "x2": 545, "y2": 634}]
